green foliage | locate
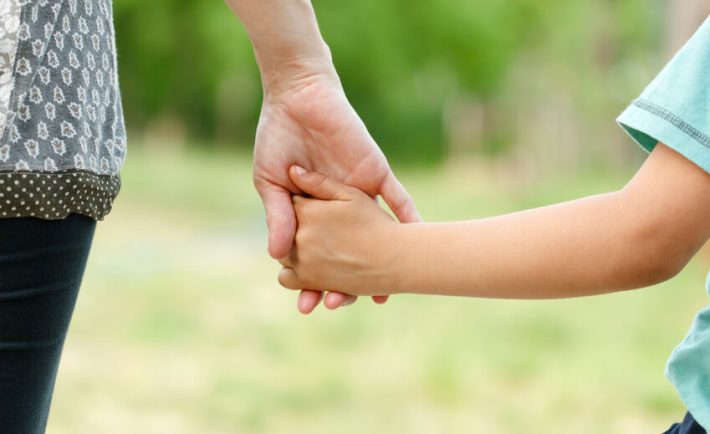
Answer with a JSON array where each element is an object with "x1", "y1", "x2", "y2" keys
[
  {"x1": 113, "y1": 0, "x2": 664, "y2": 163},
  {"x1": 113, "y1": 0, "x2": 261, "y2": 143}
]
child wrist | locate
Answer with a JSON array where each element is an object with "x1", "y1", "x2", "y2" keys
[{"x1": 374, "y1": 223, "x2": 410, "y2": 295}]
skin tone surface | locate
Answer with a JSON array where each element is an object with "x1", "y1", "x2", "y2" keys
[
  {"x1": 279, "y1": 144, "x2": 710, "y2": 299},
  {"x1": 224, "y1": 0, "x2": 421, "y2": 313}
]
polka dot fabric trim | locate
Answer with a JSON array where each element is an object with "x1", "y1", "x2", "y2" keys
[{"x1": 0, "y1": 170, "x2": 119, "y2": 220}]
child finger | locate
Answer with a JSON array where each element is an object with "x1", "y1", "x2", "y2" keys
[
  {"x1": 291, "y1": 194, "x2": 306, "y2": 204},
  {"x1": 277, "y1": 256, "x2": 292, "y2": 268},
  {"x1": 277, "y1": 247, "x2": 299, "y2": 268},
  {"x1": 289, "y1": 165, "x2": 353, "y2": 201}
]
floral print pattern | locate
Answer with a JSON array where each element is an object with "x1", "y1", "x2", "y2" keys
[
  {"x1": 0, "y1": 0, "x2": 125, "y2": 220},
  {"x1": 0, "y1": 0, "x2": 21, "y2": 139}
]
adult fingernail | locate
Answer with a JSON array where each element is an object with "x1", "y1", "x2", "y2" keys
[{"x1": 293, "y1": 165, "x2": 306, "y2": 176}]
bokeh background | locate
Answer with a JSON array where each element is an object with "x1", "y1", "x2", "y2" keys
[{"x1": 48, "y1": 0, "x2": 710, "y2": 433}]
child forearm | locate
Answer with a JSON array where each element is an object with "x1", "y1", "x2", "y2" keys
[
  {"x1": 389, "y1": 192, "x2": 673, "y2": 299},
  {"x1": 389, "y1": 143, "x2": 710, "y2": 299}
]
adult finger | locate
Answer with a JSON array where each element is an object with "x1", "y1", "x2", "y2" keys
[
  {"x1": 298, "y1": 290, "x2": 324, "y2": 315},
  {"x1": 288, "y1": 165, "x2": 354, "y2": 201},
  {"x1": 379, "y1": 172, "x2": 421, "y2": 224},
  {"x1": 372, "y1": 295, "x2": 389, "y2": 304},
  {"x1": 255, "y1": 181, "x2": 297, "y2": 259},
  {"x1": 324, "y1": 291, "x2": 358, "y2": 310}
]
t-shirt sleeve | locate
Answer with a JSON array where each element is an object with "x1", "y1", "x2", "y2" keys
[{"x1": 617, "y1": 16, "x2": 710, "y2": 174}]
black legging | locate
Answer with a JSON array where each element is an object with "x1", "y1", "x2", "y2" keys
[{"x1": 0, "y1": 213, "x2": 96, "y2": 434}]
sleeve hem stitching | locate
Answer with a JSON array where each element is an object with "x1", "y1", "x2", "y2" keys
[{"x1": 632, "y1": 98, "x2": 710, "y2": 150}]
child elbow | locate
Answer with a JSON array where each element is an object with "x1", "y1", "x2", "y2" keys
[
  {"x1": 631, "y1": 252, "x2": 684, "y2": 287},
  {"x1": 619, "y1": 233, "x2": 690, "y2": 288}
]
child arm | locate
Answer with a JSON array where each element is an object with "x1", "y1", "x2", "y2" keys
[{"x1": 279, "y1": 143, "x2": 710, "y2": 299}]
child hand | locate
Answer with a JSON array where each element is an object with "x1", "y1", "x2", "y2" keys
[{"x1": 277, "y1": 165, "x2": 401, "y2": 297}]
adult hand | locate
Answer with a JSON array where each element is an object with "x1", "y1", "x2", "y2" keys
[
  {"x1": 224, "y1": 0, "x2": 420, "y2": 313},
  {"x1": 252, "y1": 69, "x2": 420, "y2": 313}
]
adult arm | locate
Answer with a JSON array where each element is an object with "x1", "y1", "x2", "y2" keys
[
  {"x1": 224, "y1": 0, "x2": 421, "y2": 312},
  {"x1": 224, "y1": 0, "x2": 335, "y2": 93},
  {"x1": 280, "y1": 143, "x2": 710, "y2": 298}
]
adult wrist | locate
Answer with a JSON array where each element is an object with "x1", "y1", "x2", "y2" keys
[
  {"x1": 226, "y1": 0, "x2": 339, "y2": 96},
  {"x1": 256, "y1": 48, "x2": 340, "y2": 98}
]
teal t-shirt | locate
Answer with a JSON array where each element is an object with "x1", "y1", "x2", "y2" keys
[{"x1": 617, "y1": 16, "x2": 710, "y2": 429}]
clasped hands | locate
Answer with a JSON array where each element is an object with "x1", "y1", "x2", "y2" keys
[
  {"x1": 251, "y1": 73, "x2": 419, "y2": 314},
  {"x1": 277, "y1": 165, "x2": 405, "y2": 311}
]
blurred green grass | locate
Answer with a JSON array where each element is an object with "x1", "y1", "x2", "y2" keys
[{"x1": 48, "y1": 147, "x2": 709, "y2": 434}]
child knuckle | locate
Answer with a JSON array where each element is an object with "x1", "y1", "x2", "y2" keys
[{"x1": 277, "y1": 268, "x2": 297, "y2": 289}]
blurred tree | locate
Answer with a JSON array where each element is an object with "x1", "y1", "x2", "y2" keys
[
  {"x1": 113, "y1": 0, "x2": 261, "y2": 147},
  {"x1": 112, "y1": 0, "x2": 669, "y2": 166}
]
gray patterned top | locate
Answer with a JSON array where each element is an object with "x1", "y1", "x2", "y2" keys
[{"x1": 0, "y1": 0, "x2": 125, "y2": 220}]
